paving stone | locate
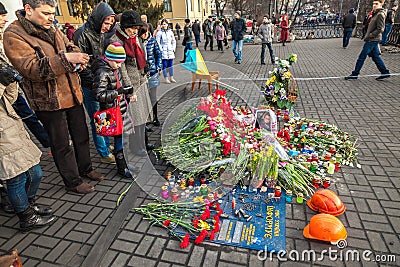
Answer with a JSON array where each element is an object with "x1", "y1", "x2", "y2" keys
[
  {"x1": 33, "y1": 236, "x2": 60, "y2": 249},
  {"x1": 111, "y1": 239, "x2": 137, "y2": 254},
  {"x1": 187, "y1": 246, "x2": 205, "y2": 267},
  {"x1": 65, "y1": 230, "x2": 91, "y2": 243},
  {"x1": 219, "y1": 250, "x2": 248, "y2": 265},
  {"x1": 56, "y1": 242, "x2": 81, "y2": 265},
  {"x1": 133, "y1": 236, "x2": 154, "y2": 256},
  {"x1": 100, "y1": 250, "x2": 118, "y2": 267},
  {"x1": 45, "y1": 240, "x2": 71, "y2": 262},
  {"x1": 117, "y1": 231, "x2": 143, "y2": 243},
  {"x1": 128, "y1": 255, "x2": 157, "y2": 267},
  {"x1": 366, "y1": 231, "x2": 389, "y2": 253},
  {"x1": 362, "y1": 221, "x2": 393, "y2": 233},
  {"x1": 202, "y1": 250, "x2": 219, "y2": 267},
  {"x1": 161, "y1": 249, "x2": 189, "y2": 264},
  {"x1": 147, "y1": 237, "x2": 167, "y2": 259}
]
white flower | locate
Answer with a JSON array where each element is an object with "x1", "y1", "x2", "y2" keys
[{"x1": 281, "y1": 60, "x2": 290, "y2": 68}]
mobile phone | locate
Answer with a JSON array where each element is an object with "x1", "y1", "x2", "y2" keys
[{"x1": 73, "y1": 63, "x2": 81, "y2": 72}]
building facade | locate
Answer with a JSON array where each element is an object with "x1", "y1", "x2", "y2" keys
[{"x1": 153, "y1": 0, "x2": 212, "y2": 25}]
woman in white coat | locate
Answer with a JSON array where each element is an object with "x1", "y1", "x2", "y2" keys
[{"x1": 156, "y1": 19, "x2": 176, "y2": 83}]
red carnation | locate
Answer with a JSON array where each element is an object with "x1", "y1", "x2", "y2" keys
[
  {"x1": 180, "y1": 233, "x2": 190, "y2": 249},
  {"x1": 163, "y1": 220, "x2": 171, "y2": 227},
  {"x1": 193, "y1": 218, "x2": 199, "y2": 228},
  {"x1": 194, "y1": 230, "x2": 208, "y2": 244},
  {"x1": 209, "y1": 231, "x2": 215, "y2": 241},
  {"x1": 200, "y1": 208, "x2": 210, "y2": 221},
  {"x1": 215, "y1": 203, "x2": 221, "y2": 211}
]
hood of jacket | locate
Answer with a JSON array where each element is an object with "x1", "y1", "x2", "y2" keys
[{"x1": 87, "y1": 2, "x2": 115, "y2": 34}]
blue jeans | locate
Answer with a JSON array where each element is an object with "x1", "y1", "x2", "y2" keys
[
  {"x1": 162, "y1": 59, "x2": 174, "y2": 77},
  {"x1": 232, "y1": 40, "x2": 244, "y2": 61},
  {"x1": 381, "y1": 24, "x2": 393, "y2": 45},
  {"x1": 261, "y1": 43, "x2": 275, "y2": 63},
  {"x1": 352, "y1": 41, "x2": 389, "y2": 76},
  {"x1": 12, "y1": 93, "x2": 50, "y2": 148},
  {"x1": 343, "y1": 28, "x2": 353, "y2": 47},
  {"x1": 114, "y1": 136, "x2": 123, "y2": 152},
  {"x1": 6, "y1": 164, "x2": 42, "y2": 213},
  {"x1": 194, "y1": 35, "x2": 200, "y2": 47},
  {"x1": 82, "y1": 87, "x2": 111, "y2": 158}
]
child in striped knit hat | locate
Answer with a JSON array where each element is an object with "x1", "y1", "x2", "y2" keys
[{"x1": 91, "y1": 42, "x2": 135, "y2": 178}]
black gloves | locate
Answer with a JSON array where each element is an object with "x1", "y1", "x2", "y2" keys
[
  {"x1": 0, "y1": 66, "x2": 16, "y2": 86},
  {"x1": 117, "y1": 86, "x2": 133, "y2": 95}
]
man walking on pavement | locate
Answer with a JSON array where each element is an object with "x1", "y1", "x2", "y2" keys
[
  {"x1": 342, "y1": 8, "x2": 356, "y2": 48},
  {"x1": 345, "y1": 0, "x2": 390, "y2": 81},
  {"x1": 258, "y1": 15, "x2": 275, "y2": 65},
  {"x1": 4, "y1": 0, "x2": 105, "y2": 194},
  {"x1": 192, "y1": 19, "x2": 201, "y2": 47},
  {"x1": 230, "y1": 11, "x2": 246, "y2": 64},
  {"x1": 381, "y1": 3, "x2": 397, "y2": 46},
  {"x1": 203, "y1": 16, "x2": 214, "y2": 51}
]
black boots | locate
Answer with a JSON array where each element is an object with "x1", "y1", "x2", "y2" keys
[
  {"x1": 152, "y1": 104, "x2": 160, "y2": 126},
  {"x1": 1, "y1": 187, "x2": 14, "y2": 213},
  {"x1": 115, "y1": 150, "x2": 133, "y2": 178},
  {"x1": 16, "y1": 206, "x2": 55, "y2": 232},
  {"x1": 29, "y1": 198, "x2": 53, "y2": 216}
]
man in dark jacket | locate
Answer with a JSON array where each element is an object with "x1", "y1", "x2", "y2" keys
[
  {"x1": 180, "y1": 19, "x2": 193, "y2": 63},
  {"x1": 192, "y1": 19, "x2": 201, "y2": 47},
  {"x1": 345, "y1": 0, "x2": 390, "y2": 80},
  {"x1": 203, "y1": 16, "x2": 214, "y2": 51},
  {"x1": 4, "y1": 0, "x2": 104, "y2": 194},
  {"x1": 73, "y1": 2, "x2": 117, "y2": 164},
  {"x1": 342, "y1": 8, "x2": 356, "y2": 48},
  {"x1": 381, "y1": 3, "x2": 397, "y2": 45},
  {"x1": 230, "y1": 11, "x2": 246, "y2": 64}
]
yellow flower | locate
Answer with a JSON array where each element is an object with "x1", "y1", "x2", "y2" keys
[
  {"x1": 270, "y1": 76, "x2": 276, "y2": 83},
  {"x1": 301, "y1": 137, "x2": 306, "y2": 143},
  {"x1": 198, "y1": 220, "x2": 211, "y2": 230},
  {"x1": 250, "y1": 149, "x2": 255, "y2": 154},
  {"x1": 272, "y1": 96, "x2": 278, "y2": 102},
  {"x1": 283, "y1": 72, "x2": 291, "y2": 79},
  {"x1": 193, "y1": 196, "x2": 204, "y2": 202},
  {"x1": 266, "y1": 146, "x2": 273, "y2": 157}
]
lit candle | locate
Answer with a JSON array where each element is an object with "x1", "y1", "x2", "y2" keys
[
  {"x1": 161, "y1": 186, "x2": 169, "y2": 199},
  {"x1": 200, "y1": 184, "x2": 208, "y2": 196},
  {"x1": 323, "y1": 177, "x2": 331, "y2": 188},
  {"x1": 171, "y1": 187, "x2": 179, "y2": 202},
  {"x1": 274, "y1": 186, "x2": 282, "y2": 197},
  {"x1": 296, "y1": 193, "x2": 304, "y2": 204},
  {"x1": 312, "y1": 177, "x2": 321, "y2": 188},
  {"x1": 285, "y1": 190, "x2": 293, "y2": 202}
]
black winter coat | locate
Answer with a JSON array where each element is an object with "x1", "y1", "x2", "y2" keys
[
  {"x1": 230, "y1": 18, "x2": 246, "y2": 41},
  {"x1": 91, "y1": 58, "x2": 130, "y2": 115},
  {"x1": 192, "y1": 22, "x2": 201, "y2": 36},
  {"x1": 73, "y1": 2, "x2": 115, "y2": 88},
  {"x1": 183, "y1": 25, "x2": 193, "y2": 43}
]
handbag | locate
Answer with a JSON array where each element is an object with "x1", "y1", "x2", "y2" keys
[
  {"x1": 148, "y1": 72, "x2": 160, "y2": 88},
  {"x1": 94, "y1": 96, "x2": 123, "y2": 137}
]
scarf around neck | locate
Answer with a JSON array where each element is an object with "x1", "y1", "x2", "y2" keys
[{"x1": 115, "y1": 30, "x2": 146, "y2": 70}]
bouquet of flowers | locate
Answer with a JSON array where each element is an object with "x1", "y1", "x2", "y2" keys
[{"x1": 262, "y1": 54, "x2": 298, "y2": 109}]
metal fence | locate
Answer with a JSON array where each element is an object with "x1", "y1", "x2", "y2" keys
[{"x1": 273, "y1": 23, "x2": 400, "y2": 44}]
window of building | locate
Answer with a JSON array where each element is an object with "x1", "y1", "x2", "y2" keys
[
  {"x1": 198, "y1": 0, "x2": 201, "y2": 12},
  {"x1": 163, "y1": 0, "x2": 172, "y2": 12},
  {"x1": 187, "y1": 0, "x2": 192, "y2": 12},
  {"x1": 67, "y1": 0, "x2": 77, "y2": 17},
  {"x1": 55, "y1": 0, "x2": 61, "y2": 16}
]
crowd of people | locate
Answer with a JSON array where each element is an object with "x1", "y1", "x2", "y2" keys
[{"x1": 0, "y1": 0, "x2": 396, "y2": 233}]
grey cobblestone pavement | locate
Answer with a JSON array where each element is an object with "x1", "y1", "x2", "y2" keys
[{"x1": 1, "y1": 37, "x2": 399, "y2": 267}]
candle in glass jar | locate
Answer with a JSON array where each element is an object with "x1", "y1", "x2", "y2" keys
[
  {"x1": 311, "y1": 152, "x2": 319, "y2": 162},
  {"x1": 296, "y1": 193, "x2": 304, "y2": 204},
  {"x1": 327, "y1": 162, "x2": 335, "y2": 175},
  {"x1": 274, "y1": 186, "x2": 282, "y2": 197},
  {"x1": 313, "y1": 177, "x2": 321, "y2": 188},
  {"x1": 328, "y1": 145, "x2": 336, "y2": 154},
  {"x1": 171, "y1": 187, "x2": 179, "y2": 202},
  {"x1": 323, "y1": 177, "x2": 331, "y2": 188},
  {"x1": 161, "y1": 186, "x2": 169, "y2": 199},
  {"x1": 285, "y1": 190, "x2": 293, "y2": 202},
  {"x1": 188, "y1": 177, "x2": 195, "y2": 186},
  {"x1": 324, "y1": 152, "x2": 331, "y2": 161},
  {"x1": 200, "y1": 184, "x2": 208, "y2": 196},
  {"x1": 310, "y1": 162, "x2": 319, "y2": 173},
  {"x1": 179, "y1": 179, "x2": 186, "y2": 190},
  {"x1": 200, "y1": 174, "x2": 207, "y2": 184}
]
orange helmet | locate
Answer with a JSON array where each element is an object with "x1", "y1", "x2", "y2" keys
[
  {"x1": 303, "y1": 214, "x2": 347, "y2": 243},
  {"x1": 307, "y1": 189, "x2": 346, "y2": 216}
]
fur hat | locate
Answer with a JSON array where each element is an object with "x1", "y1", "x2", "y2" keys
[
  {"x1": 105, "y1": 42, "x2": 126, "y2": 63},
  {"x1": 120, "y1": 10, "x2": 144, "y2": 29},
  {"x1": 0, "y1": 3, "x2": 8, "y2": 15}
]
